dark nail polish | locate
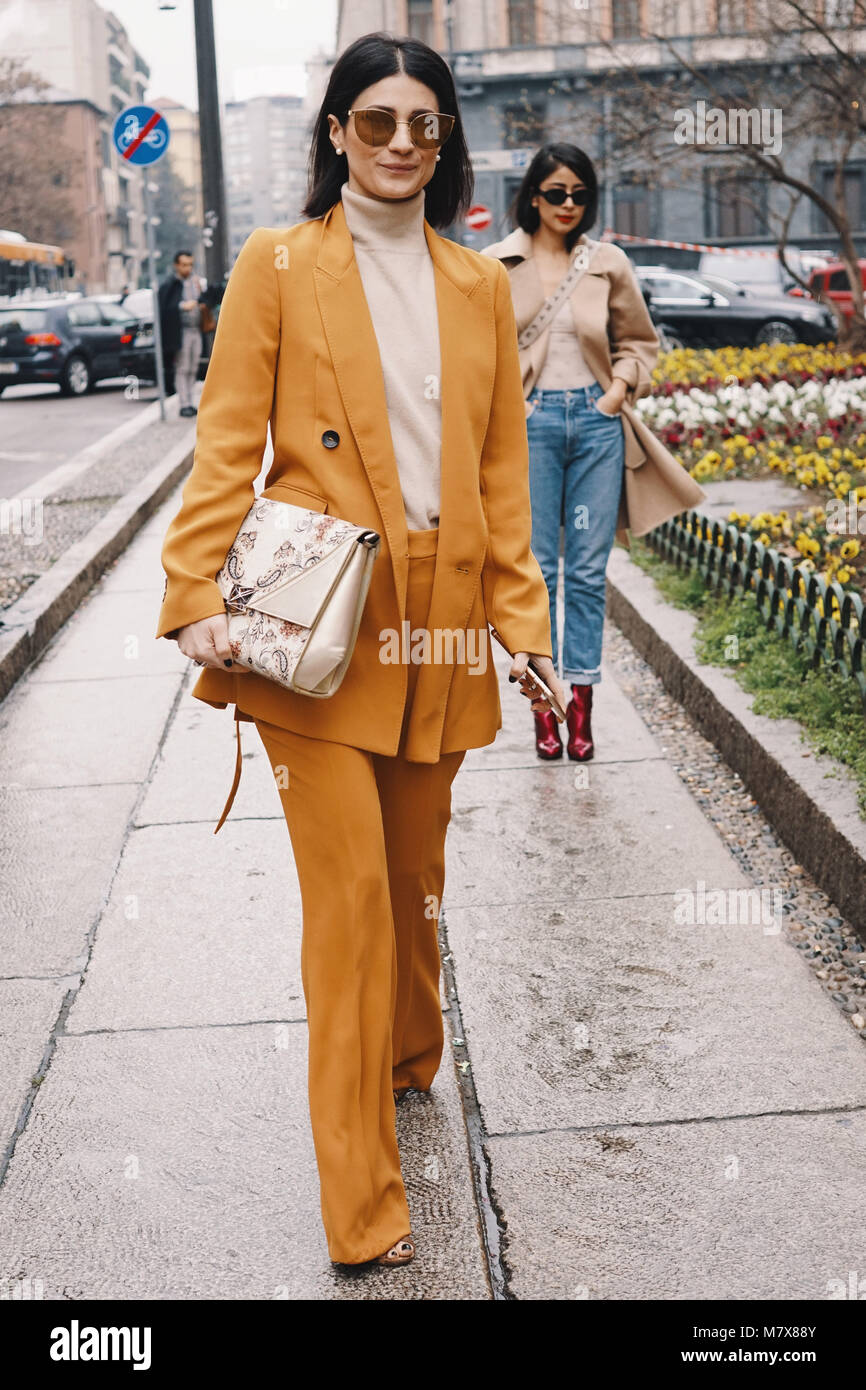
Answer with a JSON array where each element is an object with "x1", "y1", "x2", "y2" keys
[
  {"x1": 224, "y1": 659, "x2": 233, "y2": 667},
  {"x1": 508, "y1": 674, "x2": 517, "y2": 682}
]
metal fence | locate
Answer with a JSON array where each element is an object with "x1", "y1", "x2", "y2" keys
[{"x1": 644, "y1": 510, "x2": 866, "y2": 704}]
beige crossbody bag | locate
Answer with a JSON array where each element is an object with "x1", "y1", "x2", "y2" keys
[{"x1": 211, "y1": 493, "x2": 380, "y2": 832}]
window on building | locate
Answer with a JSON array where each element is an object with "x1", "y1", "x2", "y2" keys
[
  {"x1": 502, "y1": 99, "x2": 545, "y2": 149},
  {"x1": 707, "y1": 172, "x2": 769, "y2": 237},
  {"x1": 716, "y1": 0, "x2": 749, "y2": 32},
  {"x1": 613, "y1": 180, "x2": 649, "y2": 236},
  {"x1": 815, "y1": 163, "x2": 864, "y2": 233},
  {"x1": 611, "y1": 0, "x2": 642, "y2": 38},
  {"x1": 407, "y1": 0, "x2": 435, "y2": 45},
  {"x1": 825, "y1": 0, "x2": 855, "y2": 24},
  {"x1": 508, "y1": 0, "x2": 537, "y2": 44}
]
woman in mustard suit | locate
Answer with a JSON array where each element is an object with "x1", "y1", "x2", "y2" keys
[{"x1": 156, "y1": 32, "x2": 566, "y2": 1269}]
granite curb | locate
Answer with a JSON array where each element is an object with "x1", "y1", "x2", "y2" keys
[
  {"x1": 0, "y1": 432, "x2": 193, "y2": 703},
  {"x1": 606, "y1": 544, "x2": 866, "y2": 938}
]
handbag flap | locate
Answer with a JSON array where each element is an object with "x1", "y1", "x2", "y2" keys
[{"x1": 247, "y1": 534, "x2": 357, "y2": 627}]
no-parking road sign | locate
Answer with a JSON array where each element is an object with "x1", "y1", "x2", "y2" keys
[
  {"x1": 465, "y1": 204, "x2": 493, "y2": 232},
  {"x1": 112, "y1": 105, "x2": 170, "y2": 166}
]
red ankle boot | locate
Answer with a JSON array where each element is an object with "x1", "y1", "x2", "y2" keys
[
  {"x1": 566, "y1": 684, "x2": 594, "y2": 761},
  {"x1": 533, "y1": 709, "x2": 563, "y2": 760}
]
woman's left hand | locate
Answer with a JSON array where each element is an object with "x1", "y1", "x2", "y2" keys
[
  {"x1": 596, "y1": 380, "x2": 628, "y2": 416},
  {"x1": 509, "y1": 653, "x2": 570, "y2": 720}
]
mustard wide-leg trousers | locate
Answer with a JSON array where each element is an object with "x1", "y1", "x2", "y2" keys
[{"x1": 254, "y1": 528, "x2": 466, "y2": 1264}]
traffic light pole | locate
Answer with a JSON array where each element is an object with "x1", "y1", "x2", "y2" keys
[{"x1": 194, "y1": 0, "x2": 227, "y2": 290}]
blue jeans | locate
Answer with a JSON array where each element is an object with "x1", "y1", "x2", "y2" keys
[{"x1": 525, "y1": 382, "x2": 625, "y2": 686}]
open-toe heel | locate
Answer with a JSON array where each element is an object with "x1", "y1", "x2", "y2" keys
[{"x1": 375, "y1": 1235, "x2": 415, "y2": 1266}]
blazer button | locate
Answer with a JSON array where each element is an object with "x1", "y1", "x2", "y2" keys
[{"x1": 321, "y1": 429, "x2": 340, "y2": 449}]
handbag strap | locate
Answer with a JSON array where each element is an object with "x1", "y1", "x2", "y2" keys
[
  {"x1": 517, "y1": 238, "x2": 599, "y2": 352},
  {"x1": 214, "y1": 717, "x2": 244, "y2": 834}
]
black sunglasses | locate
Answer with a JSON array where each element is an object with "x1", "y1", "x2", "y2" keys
[{"x1": 536, "y1": 186, "x2": 591, "y2": 207}]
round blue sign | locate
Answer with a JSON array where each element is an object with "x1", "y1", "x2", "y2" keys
[{"x1": 112, "y1": 105, "x2": 170, "y2": 166}]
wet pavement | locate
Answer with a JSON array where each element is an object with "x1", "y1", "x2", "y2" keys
[{"x1": 1, "y1": 484, "x2": 865, "y2": 1299}]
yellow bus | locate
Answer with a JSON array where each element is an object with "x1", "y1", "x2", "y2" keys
[{"x1": 0, "y1": 232, "x2": 73, "y2": 301}]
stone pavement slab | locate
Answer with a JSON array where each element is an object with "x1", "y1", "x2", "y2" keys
[
  {"x1": 0, "y1": 1026, "x2": 489, "y2": 1300},
  {"x1": 462, "y1": 650, "x2": 659, "y2": 771},
  {"x1": 445, "y1": 894, "x2": 866, "y2": 1134},
  {"x1": 486, "y1": 1111, "x2": 866, "y2": 1301},
  {"x1": 445, "y1": 757, "x2": 744, "y2": 906},
  {"x1": 135, "y1": 691, "x2": 276, "y2": 828},
  {"x1": 67, "y1": 819, "x2": 303, "y2": 1033},
  {"x1": 0, "y1": 674, "x2": 183, "y2": 788},
  {"x1": 27, "y1": 588, "x2": 188, "y2": 684},
  {"x1": 0, "y1": 979, "x2": 75, "y2": 1147},
  {"x1": 0, "y1": 782, "x2": 141, "y2": 975}
]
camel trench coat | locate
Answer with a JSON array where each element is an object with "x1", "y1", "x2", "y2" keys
[
  {"x1": 481, "y1": 227, "x2": 705, "y2": 543},
  {"x1": 156, "y1": 198, "x2": 552, "y2": 762}
]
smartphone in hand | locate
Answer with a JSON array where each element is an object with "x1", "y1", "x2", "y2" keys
[{"x1": 489, "y1": 627, "x2": 568, "y2": 722}]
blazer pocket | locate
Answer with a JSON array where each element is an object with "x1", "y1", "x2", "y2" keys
[{"x1": 260, "y1": 481, "x2": 329, "y2": 513}]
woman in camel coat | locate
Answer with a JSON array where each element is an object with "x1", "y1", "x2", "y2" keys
[
  {"x1": 484, "y1": 144, "x2": 703, "y2": 762},
  {"x1": 155, "y1": 32, "x2": 565, "y2": 1269}
]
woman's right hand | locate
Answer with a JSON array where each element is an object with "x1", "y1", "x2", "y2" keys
[{"x1": 176, "y1": 613, "x2": 248, "y2": 672}]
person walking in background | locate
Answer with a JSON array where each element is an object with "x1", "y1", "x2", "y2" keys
[
  {"x1": 483, "y1": 143, "x2": 701, "y2": 762},
  {"x1": 158, "y1": 250, "x2": 203, "y2": 412},
  {"x1": 155, "y1": 33, "x2": 565, "y2": 1269}
]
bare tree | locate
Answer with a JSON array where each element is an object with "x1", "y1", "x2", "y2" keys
[
  {"x1": 528, "y1": 0, "x2": 866, "y2": 347},
  {"x1": 0, "y1": 58, "x2": 76, "y2": 245}
]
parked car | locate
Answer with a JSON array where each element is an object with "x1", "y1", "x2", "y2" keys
[
  {"x1": 694, "y1": 247, "x2": 820, "y2": 297},
  {"x1": 804, "y1": 260, "x2": 866, "y2": 319},
  {"x1": 0, "y1": 296, "x2": 138, "y2": 395},
  {"x1": 636, "y1": 267, "x2": 836, "y2": 347}
]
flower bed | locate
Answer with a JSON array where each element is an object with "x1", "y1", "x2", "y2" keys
[{"x1": 637, "y1": 344, "x2": 866, "y2": 596}]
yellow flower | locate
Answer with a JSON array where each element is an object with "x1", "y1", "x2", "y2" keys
[
  {"x1": 758, "y1": 532, "x2": 771, "y2": 546},
  {"x1": 837, "y1": 567, "x2": 853, "y2": 584},
  {"x1": 840, "y1": 540, "x2": 861, "y2": 560}
]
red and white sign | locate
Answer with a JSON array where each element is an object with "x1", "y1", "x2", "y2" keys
[{"x1": 465, "y1": 204, "x2": 493, "y2": 232}]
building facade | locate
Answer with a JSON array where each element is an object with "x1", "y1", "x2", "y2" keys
[
  {"x1": 0, "y1": 0, "x2": 151, "y2": 291},
  {"x1": 333, "y1": 0, "x2": 866, "y2": 256},
  {"x1": 224, "y1": 95, "x2": 310, "y2": 258}
]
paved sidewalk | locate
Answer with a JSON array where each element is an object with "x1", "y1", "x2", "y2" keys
[{"x1": 1, "y1": 484, "x2": 865, "y2": 1300}]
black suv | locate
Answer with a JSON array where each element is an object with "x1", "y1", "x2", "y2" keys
[{"x1": 0, "y1": 296, "x2": 138, "y2": 396}]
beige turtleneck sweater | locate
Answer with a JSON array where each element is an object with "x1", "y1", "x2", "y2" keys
[{"x1": 340, "y1": 181, "x2": 441, "y2": 531}]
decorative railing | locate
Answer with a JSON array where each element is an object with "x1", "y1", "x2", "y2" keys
[{"x1": 644, "y1": 510, "x2": 866, "y2": 705}]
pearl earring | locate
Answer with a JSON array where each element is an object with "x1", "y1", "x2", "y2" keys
[
  {"x1": 435, "y1": 154, "x2": 441, "y2": 162},
  {"x1": 335, "y1": 146, "x2": 343, "y2": 155}
]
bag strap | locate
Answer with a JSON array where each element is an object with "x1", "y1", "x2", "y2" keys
[
  {"x1": 517, "y1": 238, "x2": 600, "y2": 352},
  {"x1": 214, "y1": 717, "x2": 243, "y2": 834}
]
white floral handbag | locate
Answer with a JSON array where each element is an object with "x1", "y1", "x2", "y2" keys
[{"x1": 215, "y1": 495, "x2": 380, "y2": 697}]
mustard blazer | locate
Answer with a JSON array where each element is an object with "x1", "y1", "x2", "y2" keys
[{"x1": 156, "y1": 198, "x2": 553, "y2": 763}]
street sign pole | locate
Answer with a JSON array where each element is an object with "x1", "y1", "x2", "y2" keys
[
  {"x1": 142, "y1": 178, "x2": 166, "y2": 422},
  {"x1": 112, "y1": 105, "x2": 172, "y2": 422}
]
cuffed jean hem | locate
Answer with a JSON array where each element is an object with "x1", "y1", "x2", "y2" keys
[{"x1": 562, "y1": 667, "x2": 602, "y2": 686}]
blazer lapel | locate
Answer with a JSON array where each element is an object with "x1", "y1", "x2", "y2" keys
[
  {"x1": 404, "y1": 223, "x2": 498, "y2": 758},
  {"x1": 314, "y1": 199, "x2": 410, "y2": 604}
]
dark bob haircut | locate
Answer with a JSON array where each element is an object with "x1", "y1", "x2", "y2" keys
[
  {"x1": 303, "y1": 32, "x2": 473, "y2": 229},
  {"x1": 512, "y1": 143, "x2": 599, "y2": 251}
]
